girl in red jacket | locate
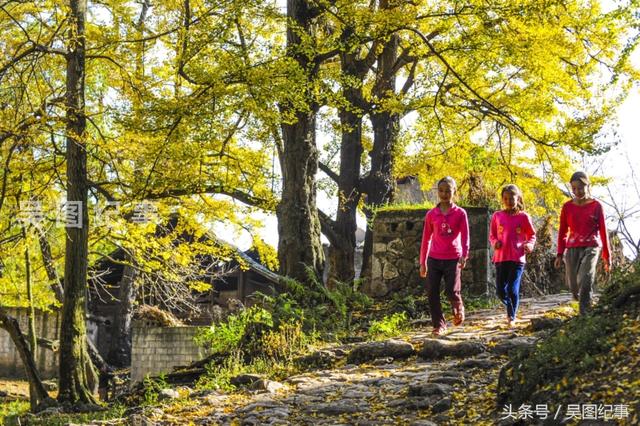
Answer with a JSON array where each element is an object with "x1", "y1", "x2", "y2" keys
[
  {"x1": 554, "y1": 171, "x2": 611, "y2": 315},
  {"x1": 490, "y1": 184, "x2": 536, "y2": 327},
  {"x1": 419, "y1": 177, "x2": 469, "y2": 336}
]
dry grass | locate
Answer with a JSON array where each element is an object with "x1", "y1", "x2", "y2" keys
[{"x1": 0, "y1": 379, "x2": 30, "y2": 399}]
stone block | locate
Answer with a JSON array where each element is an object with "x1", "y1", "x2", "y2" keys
[
  {"x1": 387, "y1": 238, "x2": 405, "y2": 255},
  {"x1": 373, "y1": 243, "x2": 387, "y2": 254},
  {"x1": 382, "y1": 263, "x2": 399, "y2": 280}
]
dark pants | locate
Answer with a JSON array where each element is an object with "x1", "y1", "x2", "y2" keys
[
  {"x1": 426, "y1": 257, "x2": 463, "y2": 329},
  {"x1": 495, "y1": 261, "x2": 525, "y2": 321}
]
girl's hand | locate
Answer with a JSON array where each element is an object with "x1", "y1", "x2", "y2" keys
[
  {"x1": 419, "y1": 264, "x2": 427, "y2": 278},
  {"x1": 458, "y1": 257, "x2": 467, "y2": 269},
  {"x1": 554, "y1": 255, "x2": 563, "y2": 269},
  {"x1": 604, "y1": 259, "x2": 611, "y2": 273},
  {"x1": 524, "y1": 243, "x2": 533, "y2": 254},
  {"x1": 494, "y1": 241, "x2": 502, "y2": 249}
]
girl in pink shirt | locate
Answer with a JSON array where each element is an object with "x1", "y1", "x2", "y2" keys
[
  {"x1": 419, "y1": 177, "x2": 469, "y2": 336},
  {"x1": 554, "y1": 171, "x2": 610, "y2": 314},
  {"x1": 490, "y1": 184, "x2": 536, "y2": 327}
]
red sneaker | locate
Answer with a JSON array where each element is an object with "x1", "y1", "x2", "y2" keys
[
  {"x1": 432, "y1": 326, "x2": 447, "y2": 336},
  {"x1": 453, "y1": 306, "x2": 465, "y2": 326}
]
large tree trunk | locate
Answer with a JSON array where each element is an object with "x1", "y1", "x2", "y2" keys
[
  {"x1": 106, "y1": 260, "x2": 137, "y2": 367},
  {"x1": 38, "y1": 226, "x2": 109, "y2": 374},
  {"x1": 360, "y1": 31, "x2": 400, "y2": 279},
  {"x1": 327, "y1": 47, "x2": 365, "y2": 286},
  {"x1": 277, "y1": 0, "x2": 324, "y2": 282},
  {"x1": 58, "y1": 0, "x2": 97, "y2": 405},
  {"x1": 0, "y1": 307, "x2": 57, "y2": 410},
  {"x1": 278, "y1": 114, "x2": 324, "y2": 281}
]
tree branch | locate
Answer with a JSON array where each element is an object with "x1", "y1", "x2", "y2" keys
[
  {"x1": 318, "y1": 209, "x2": 340, "y2": 247},
  {"x1": 319, "y1": 161, "x2": 339, "y2": 184},
  {"x1": 142, "y1": 185, "x2": 273, "y2": 210},
  {"x1": 403, "y1": 26, "x2": 557, "y2": 148},
  {"x1": 87, "y1": 180, "x2": 117, "y2": 202},
  {"x1": 400, "y1": 58, "x2": 418, "y2": 96},
  {"x1": 0, "y1": 44, "x2": 66, "y2": 83}
]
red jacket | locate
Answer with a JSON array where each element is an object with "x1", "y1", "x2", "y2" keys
[
  {"x1": 557, "y1": 199, "x2": 610, "y2": 263},
  {"x1": 490, "y1": 210, "x2": 536, "y2": 263},
  {"x1": 419, "y1": 203, "x2": 470, "y2": 264}
]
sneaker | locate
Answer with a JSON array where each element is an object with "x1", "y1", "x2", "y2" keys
[
  {"x1": 453, "y1": 306, "x2": 465, "y2": 326},
  {"x1": 507, "y1": 318, "x2": 517, "y2": 328},
  {"x1": 432, "y1": 326, "x2": 447, "y2": 336}
]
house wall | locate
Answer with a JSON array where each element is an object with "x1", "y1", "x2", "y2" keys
[
  {"x1": 0, "y1": 307, "x2": 60, "y2": 379},
  {"x1": 130, "y1": 322, "x2": 207, "y2": 384}
]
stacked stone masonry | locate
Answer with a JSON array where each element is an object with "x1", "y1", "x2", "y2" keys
[
  {"x1": 366, "y1": 207, "x2": 492, "y2": 297},
  {"x1": 131, "y1": 323, "x2": 207, "y2": 384},
  {"x1": 0, "y1": 307, "x2": 59, "y2": 379}
]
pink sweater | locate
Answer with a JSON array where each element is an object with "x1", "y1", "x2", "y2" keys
[
  {"x1": 490, "y1": 210, "x2": 536, "y2": 263},
  {"x1": 557, "y1": 199, "x2": 610, "y2": 263},
  {"x1": 419, "y1": 204, "x2": 469, "y2": 264}
]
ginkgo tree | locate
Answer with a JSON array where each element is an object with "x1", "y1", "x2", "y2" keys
[
  {"x1": 1, "y1": 0, "x2": 638, "y2": 412},
  {"x1": 396, "y1": 0, "x2": 639, "y2": 212},
  {"x1": 1, "y1": 0, "x2": 281, "y2": 409},
  {"x1": 308, "y1": 0, "x2": 639, "y2": 284}
]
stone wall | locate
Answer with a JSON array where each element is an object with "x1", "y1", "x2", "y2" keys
[
  {"x1": 365, "y1": 207, "x2": 492, "y2": 297},
  {"x1": 0, "y1": 307, "x2": 60, "y2": 379},
  {"x1": 131, "y1": 322, "x2": 207, "y2": 384}
]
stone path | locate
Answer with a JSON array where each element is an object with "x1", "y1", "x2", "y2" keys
[{"x1": 130, "y1": 294, "x2": 576, "y2": 425}]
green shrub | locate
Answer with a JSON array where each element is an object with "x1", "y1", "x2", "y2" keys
[
  {"x1": 461, "y1": 293, "x2": 500, "y2": 311},
  {"x1": 0, "y1": 400, "x2": 29, "y2": 424},
  {"x1": 252, "y1": 267, "x2": 372, "y2": 339},
  {"x1": 195, "y1": 306, "x2": 273, "y2": 356},
  {"x1": 195, "y1": 266, "x2": 376, "y2": 390},
  {"x1": 498, "y1": 312, "x2": 619, "y2": 407},
  {"x1": 368, "y1": 312, "x2": 409, "y2": 339},
  {"x1": 195, "y1": 352, "x2": 245, "y2": 392},
  {"x1": 260, "y1": 320, "x2": 311, "y2": 361},
  {"x1": 388, "y1": 292, "x2": 451, "y2": 320},
  {"x1": 142, "y1": 373, "x2": 168, "y2": 406},
  {"x1": 195, "y1": 303, "x2": 314, "y2": 390},
  {"x1": 597, "y1": 261, "x2": 640, "y2": 310}
]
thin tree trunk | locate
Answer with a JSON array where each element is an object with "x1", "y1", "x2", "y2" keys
[
  {"x1": 360, "y1": 30, "x2": 400, "y2": 279},
  {"x1": 105, "y1": 0, "x2": 148, "y2": 368},
  {"x1": 277, "y1": 0, "x2": 324, "y2": 282},
  {"x1": 327, "y1": 46, "x2": 365, "y2": 286},
  {"x1": 58, "y1": 0, "x2": 97, "y2": 405},
  {"x1": 22, "y1": 225, "x2": 39, "y2": 410},
  {"x1": 37, "y1": 228, "x2": 64, "y2": 301}
]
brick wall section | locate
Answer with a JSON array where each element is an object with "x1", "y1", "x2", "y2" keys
[
  {"x1": 0, "y1": 307, "x2": 60, "y2": 379},
  {"x1": 365, "y1": 207, "x2": 492, "y2": 297},
  {"x1": 131, "y1": 322, "x2": 208, "y2": 384}
]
